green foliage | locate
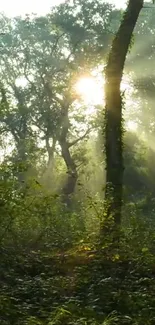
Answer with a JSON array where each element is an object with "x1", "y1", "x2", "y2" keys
[
  {"x1": 0, "y1": 1, "x2": 155, "y2": 325},
  {"x1": 0, "y1": 224, "x2": 155, "y2": 325}
]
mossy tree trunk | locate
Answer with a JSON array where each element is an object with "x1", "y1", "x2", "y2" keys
[{"x1": 103, "y1": 0, "x2": 144, "y2": 233}]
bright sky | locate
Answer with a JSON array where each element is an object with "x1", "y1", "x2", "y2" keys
[{"x1": 0, "y1": 0, "x2": 126, "y2": 17}]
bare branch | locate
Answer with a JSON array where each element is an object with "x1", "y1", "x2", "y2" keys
[
  {"x1": 68, "y1": 128, "x2": 91, "y2": 148},
  {"x1": 51, "y1": 32, "x2": 66, "y2": 54}
]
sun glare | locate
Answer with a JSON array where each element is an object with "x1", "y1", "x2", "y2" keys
[
  {"x1": 75, "y1": 76, "x2": 104, "y2": 106},
  {"x1": 75, "y1": 74, "x2": 138, "y2": 133},
  {"x1": 75, "y1": 74, "x2": 133, "y2": 106}
]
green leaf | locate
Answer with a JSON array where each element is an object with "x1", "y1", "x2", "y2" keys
[{"x1": 142, "y1": 247, "x2": 149, "y2": 253}]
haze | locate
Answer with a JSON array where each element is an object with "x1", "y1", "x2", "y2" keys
[{"x1": 0, "y1": 0, "x2": 126, "y2": 17}]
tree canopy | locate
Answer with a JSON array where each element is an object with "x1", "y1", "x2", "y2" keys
[{"x1": 0, "y1": 1, "x2": 155, "y2": 324}]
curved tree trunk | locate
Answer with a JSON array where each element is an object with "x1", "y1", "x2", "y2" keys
[
  {"x1": 60, "y1": 140, "x2": 78, "y2": 208},
  {"x1": 58, "y1": 93, "x2": 90, "y2": 209},
  {"x1": 103, "y1": 0, "x2": 144, "y2": 231},
  {"x1": 59, "y1": 110, "x2": 77, "y2": 207}
]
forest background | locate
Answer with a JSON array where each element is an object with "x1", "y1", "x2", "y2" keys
[{"x1": 0, "y1": 0, "x2": 155, "y2": 324}]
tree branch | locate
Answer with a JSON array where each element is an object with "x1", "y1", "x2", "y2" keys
[{"x1": 68, "y1": 128, "x2": 91, "y2": 148}]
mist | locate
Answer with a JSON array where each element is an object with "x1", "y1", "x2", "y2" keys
[{"x1": 0, "y1": 1, "x2": 155, "y2": 324}]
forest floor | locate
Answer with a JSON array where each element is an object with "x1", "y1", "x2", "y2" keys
[{"x1": 0, "y1": 244, "x2": 155, "y2": 325}]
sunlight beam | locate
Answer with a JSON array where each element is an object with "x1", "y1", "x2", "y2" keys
[{"x1": 75, "y1": 76, "x2": 104, "y2": 106}]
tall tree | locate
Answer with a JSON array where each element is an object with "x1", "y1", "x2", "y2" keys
[
  {"x1": 0, "y1": 1, "x2": 118, "y2": 199},
  {"x1": 103, "y1": 0, "x2": 144, "y2": 232}
]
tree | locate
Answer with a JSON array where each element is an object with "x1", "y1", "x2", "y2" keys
[
  {"x1": 103, "y1": 0, "x2": 144, "y2": 234},
  {"x1": 0, "y1": 1, "x2": 118, "y2": 205}
]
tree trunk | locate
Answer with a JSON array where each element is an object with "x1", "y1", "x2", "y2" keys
[
  {"x1": 103, "y1": 0, "x2": 144, "y2": 229},
  {"x1": 60, "y1": 139, "x2": 78, "y2": 208},
  {"x1": 58, "y1": 95, "x2": 78, "y2": 208},
  {"x1": 46, "y1": 137, "x2": 56, "y2": 168}
]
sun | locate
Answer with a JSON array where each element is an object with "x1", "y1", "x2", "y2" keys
[
  {"x1": 75, "y1": 74, "x2": 138, "y2": 133},
  {"x1": 75, "y1": 76, "x2": 104, "y2": 105},
  {"x1": 75, "y1": 74, "x2": 133, "y2": 106}
]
